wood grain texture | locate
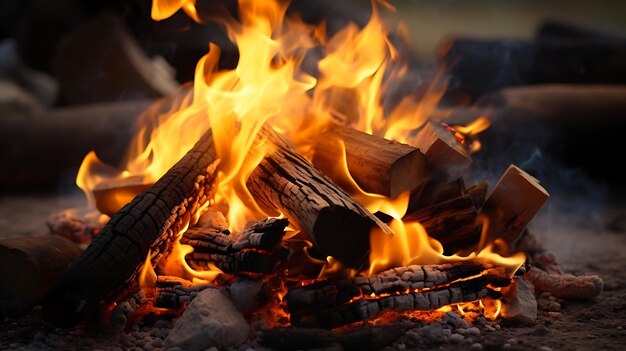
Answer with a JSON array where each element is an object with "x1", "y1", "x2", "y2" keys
[
  {"x1": 312, "y1": 127, "x2": 427, "y2": 198},
  {"x1": 247, "y1": 127, "x2": 391, "y2": 269},
  {"x1": 43, "y1": 129, "x2": 218, "y2": 326}
]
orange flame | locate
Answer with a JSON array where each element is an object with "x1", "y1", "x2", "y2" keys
[{"x1": 78, "y1": 0, "x2": 520, "y2": 286}]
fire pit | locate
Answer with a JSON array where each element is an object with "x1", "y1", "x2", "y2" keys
[{"x1": 1, "y1": 0, "x2": 624, "y2": 350}]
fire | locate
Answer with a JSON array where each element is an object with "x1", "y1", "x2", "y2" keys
[
  {"x1": 138, "y1": 249, "x2": 157, "y2": 292},
  {"x1": 75, "y1": 0, "x2": 525, "y2": 323}
]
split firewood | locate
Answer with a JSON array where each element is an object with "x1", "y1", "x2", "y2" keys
[
  {"x1": 43, "y1": 129, "x2": 219, "y2": 327},
  {"x1": 404, "y1": 181, "x2": 488, "y2": 253},
  {"x1": 312, "y1": 126, "x2": 427, "y2": 198},
  {"x1": 247, "y1": 126, "x2": 391, "y2": 269},
  {"x1": 524, "y1": 267, "x2": 603, "y2": 300},
  {"x1": 52, "y1": 13, "x2": 178, "y2": 105},
  {"x1": 409, "y1": 122, "x2": 472, "y2": 180},
  {"x1": 0, "y1": 236, "x2": 81, "y2": 308},
  {"x1": 481, "y1": 165, "x2": 549, "y2": 247},
  {"x1": 260, "y1": 324, "x2": 411, "y2": 351},
  {"x1": 285, "y1": 260, "x2": 510, "y2": 328},
  {"x1": 181, "y1": 218, "x2": 289, "y2": 275}
]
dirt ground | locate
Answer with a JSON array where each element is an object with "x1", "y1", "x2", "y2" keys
[{"x1": 0, "y1": 193, "x2": 625, "y2": 350}]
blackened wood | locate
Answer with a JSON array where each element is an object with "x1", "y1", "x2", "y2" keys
[
  {"x1": 285, "y1": 260, "x2": 510, "y2": 328},
  {"x1": 247, "y1": 126, "x2": 391, "y2": 269},
  {"x1": 43, "y1": 129, "x2": 218, "y2": 327},
  {"x1": 312, "y1": 126, "x2": 427, "y2": 198},
  {"x1": 181, "y1": 218, "x2": 288, "y2": 275}
]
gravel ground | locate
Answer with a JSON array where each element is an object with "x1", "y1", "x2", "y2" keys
[{"x1": 0, "y1": 193, "x2": 625, "y2": 350}]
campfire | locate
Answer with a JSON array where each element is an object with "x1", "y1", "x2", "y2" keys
[{"x1": 2, "y1": 0, "x2": 611, "y2": 349}]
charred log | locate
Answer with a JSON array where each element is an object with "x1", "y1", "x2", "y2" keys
[
  {"x1": 43, "y1": 129, "x2": 218, "y2": 327},
  {"x1": 247, "y1": 126, "x2": 391, "y2": 269},
  {"x1": 181, "y1": 218, "x2": 289, "y2": 275},
  {"x1": 285, "y1": 260, "x2": 511, "y2": 328}
]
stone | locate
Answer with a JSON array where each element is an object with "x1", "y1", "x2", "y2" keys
[
  {"x1": 229, "y1": 278, "x2": 265, "y2": 314},
  {"x1": 165, "y1": 289, "x2": 250, "y2": 350},
  {"x1": 443, "y1": 312, "x2": 470, "y2": 329},
  {"x1": 470, "y1": 343, "x2": 483, "y2": 351},
  {"x1": 465, "y1": 327, "x2": 481, "y2": 336},
  {"x1": 501, "y1": 277, "x2": 537, "y2": 325},
  {"x1": 448, "y1": 333, "x2": 465, "y2": 343}
]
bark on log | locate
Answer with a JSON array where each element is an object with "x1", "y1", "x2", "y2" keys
[
  {"x1": 312, "y1": 127, "x2": 427, "y2": 198},
  {"x1": 0, "y1": 236, "x2": 82, "y2": 309},
  {"x1": 43, "y1": 129, "x2": 218, "y2": 327},
  {"x1": 182, "y1": 218, "x2": 288, "y2": 275},
  {"x1": 247, "y1": 127, "x2": 391, "y2": 269},
  {"x1": 286, "y1": 260, "x2": 510, "y2": 328}
]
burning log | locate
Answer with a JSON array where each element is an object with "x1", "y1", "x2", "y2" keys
[
  {"x1": 410, "y1": 122, "x2": 472, "y2": 180},
  {"x1": 404, "y1": 182, "x2": 487, "y2": 253},
  {"x1": 481, "y1": 165, "x2": 549, "y2": 246},
  {"x1": 0, "y1": 236, "x2": 81, "y2": 309},
  {"x1": 43, "y1": 129, "x2": 219, "y2": 327},
  {"x1": 247, "y1": 127, "x2": 391, "y2": 269},
  {"x1": 524, "y1": 267, "x2": 603, "y2": 300},
  {"x1": 285, "y1": 260, "x2": 511, "y2": 328},
  {"x1": 312, "y1": 126, "x2": 427, "y2": 197},
  {"x1": 182, "y1": 217, "x2": 288, "y2": 275}
]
